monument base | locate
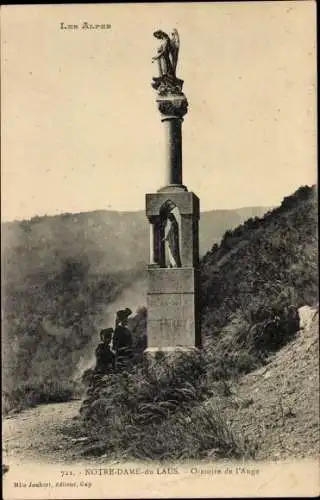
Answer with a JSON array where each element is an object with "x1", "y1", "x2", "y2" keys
[
  {"x1": 157, "y1": 184, "x2": 188, "y2": 193},
  {"x1": 144, "y1": 346, "x2": 199, "y2": 355},
  {"x1": 143, "y1": 346, "x2": 203, "y2": 379}
]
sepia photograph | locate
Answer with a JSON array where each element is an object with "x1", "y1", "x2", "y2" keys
[{"x1": 1, "y1": 2, "x2": 318, "y2": 498}]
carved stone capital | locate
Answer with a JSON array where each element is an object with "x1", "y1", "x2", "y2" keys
[
  {"x1": 152, "y1": 74, "x2": 184, "y2": 95},
  {"x1": 156, "y1": 95, "x2": 188, "y2": 119}
]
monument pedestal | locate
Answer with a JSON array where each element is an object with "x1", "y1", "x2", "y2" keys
[{"x1": 147, "y1": 267, "x2": 200, "y2": 349}]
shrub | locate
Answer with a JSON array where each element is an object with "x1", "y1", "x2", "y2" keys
[
  {"x1": 202, "y1": 302, "x2": 301, "y2": 381},
  {"x1": 2, "y1": 379, "x2": 78, "y2": 415},
  {"x1": 79, "y1": 351, "x2": 256, "y2": 461}
]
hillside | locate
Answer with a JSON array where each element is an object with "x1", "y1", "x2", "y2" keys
[
  {"x1": 77, "y1": 185, "x2": 318, "y2": 461},
  {"x1": 1, "y1": 206, "x2": 270, "y2": 285},
  {"x1": 199, "y1": 185, "x2": 318, "y2": 376}
]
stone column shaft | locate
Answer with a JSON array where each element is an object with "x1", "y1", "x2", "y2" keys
[
  {"x1": 156, "y1": 95, "x2": 188, "y2": 190},
  {"x1": 162, "y1": 117, "x2": 183, "y2": 185}
]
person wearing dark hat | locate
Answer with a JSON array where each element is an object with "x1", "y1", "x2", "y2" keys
[
  {"x1": 115, "y1": 308, "x2": 132, "y2": 327},
  {"x1": 94, "y1": 328, "x2": 115, "y2": 374},
  {"x1": 113, "y1": 308, "x2": 133, "y2": 371}
]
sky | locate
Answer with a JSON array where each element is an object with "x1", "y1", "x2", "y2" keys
[{"x1": 1, "y1": 2, "x2": 317, "y2": 222}]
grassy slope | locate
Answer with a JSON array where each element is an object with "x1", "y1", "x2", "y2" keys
[
  {"x1": 200, "y1": 185, "x2": 319, "y2": 458},
  {"x1": 217, "y1": 307, "x2": 319, "y2": 460}
]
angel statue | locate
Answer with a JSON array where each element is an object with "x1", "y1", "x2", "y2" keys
[{"x1": 152, "y1": 29, "x2": 183, "y2": 93}]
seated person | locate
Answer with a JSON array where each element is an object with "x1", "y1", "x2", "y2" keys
[
  {"x1": 113, "y1": 309, "x2": 133, "y2": 370},
  {"x1": 94, "y1": 328, "x2": 115, "y2": 374}
]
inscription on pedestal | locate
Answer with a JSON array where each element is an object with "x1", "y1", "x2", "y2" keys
[
  {"x1": 148, "y1": 318, "x2": 194, "y2": 347},
  {"x1": 147, "y1": 267, "x2": 199, "y2": 348}
]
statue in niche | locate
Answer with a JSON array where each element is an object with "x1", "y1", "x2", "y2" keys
[
  {"x1": 163, "y1": 211, "x2": 181, "y2": 268},
  {"x1": 152, "y1": 29, "x2": 184, "y2": 95}
]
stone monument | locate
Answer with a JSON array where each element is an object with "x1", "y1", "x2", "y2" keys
[{"x1": 145, "y1": 29, "x2": 201, "y2": 353}]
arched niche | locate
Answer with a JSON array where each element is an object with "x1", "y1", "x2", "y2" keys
[{"x1": 146, "y1": 191, "x2": 199, "y2": 268}]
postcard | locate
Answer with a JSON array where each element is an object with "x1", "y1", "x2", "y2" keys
[{"x1": 1, "y1": 2, "x2": 318, "y2": 498}]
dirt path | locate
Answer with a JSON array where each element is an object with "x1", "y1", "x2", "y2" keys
[{"x1": 3, "y1": 399, "x2": 85, "y2": 465}]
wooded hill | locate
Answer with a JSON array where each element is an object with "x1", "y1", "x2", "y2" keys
[{"x1": 2, "y1": 206, "x2": 270, "y2": 285}]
